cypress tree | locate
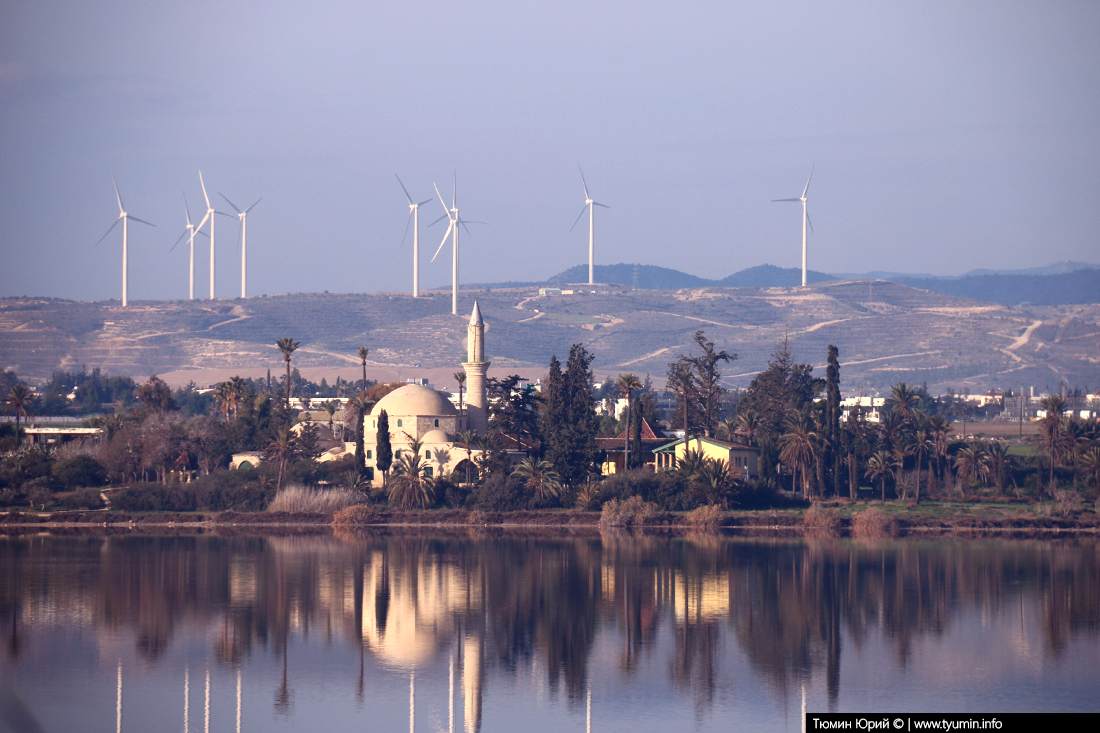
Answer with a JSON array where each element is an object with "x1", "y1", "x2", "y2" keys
[
  {"x1": 376, "y1": 409, "x2": 393, "y2": 487},
  {"x1": 544, "y1": 346, "x2": 598, "y2": 486},
  {"x1": 826, "y1": 344, "x2": 841, "y2": 495}
]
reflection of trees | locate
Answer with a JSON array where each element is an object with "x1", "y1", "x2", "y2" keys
[{"x1": 1, "y1": 531, "x2": 1098, "y2": 720}]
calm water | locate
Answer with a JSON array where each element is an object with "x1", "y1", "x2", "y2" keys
[{"x1": 1, "y1": 530, "x2": 1098, "y2": 732}]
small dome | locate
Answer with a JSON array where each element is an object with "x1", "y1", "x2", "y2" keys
[
  {"x1": 371, "y1": 384, "x2": 457, "y2": 418},
  {"x1": 420, "y1": 429, "x2": 452, "y2": 444}
]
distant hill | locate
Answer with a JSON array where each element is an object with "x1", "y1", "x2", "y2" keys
[
  {"x1": 467, "y1": 262, "x2": 1100, "y2": 306},
  {"x1": 895, "y1": 268, "x2": 1100, "y2": 306},
  {"x1": 3, "y1": 282, "x2": 1097, "y2": 395}
]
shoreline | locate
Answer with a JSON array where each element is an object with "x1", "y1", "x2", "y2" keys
[{"x1": 2, "y1": 508, "x2": 1097, "y2": 538}]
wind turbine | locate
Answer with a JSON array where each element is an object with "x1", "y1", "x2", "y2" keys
[
  {"x1": 772, "y1": 165, "x2": 815, "y2": 287},
  {"x1": 396, "y1": 175, "x2": 431, "y2": 298},
  {"x1": 220, "y1": 192, "x2": 261, "y2": 298},
  {"x1": 429, "y1": 175, "x2": 485, "y2": 316},
  {"x1": 570, "y1": 166, "x2": 609, "y2": 285},
  {"x1": 170, "y1": 192, "x2": 207, "y2": 300},
  {"x1": 192, "y1": 171, "x2": 228, "y2": 299},
  {"x1": 95, "y1": 175, "x2": 155, "y2": 307}
]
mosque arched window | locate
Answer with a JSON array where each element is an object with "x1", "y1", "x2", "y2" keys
[
  {"x1": 397, "y1": 419, "x2": 403, "y2": 427},
  {"x1": 434, "y1": 419, "x2": 439, "y2": 427}
]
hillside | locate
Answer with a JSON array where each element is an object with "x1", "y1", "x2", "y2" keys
[
  {"x1": 2, "y1": 281, "x2": 1097, "y2": 394},
  {"x1": 468, "y1": 262, "x2": 1100, "y2": 306}
]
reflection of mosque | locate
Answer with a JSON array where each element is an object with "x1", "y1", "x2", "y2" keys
[{"x1": 6, "y1": 534, "x2": 1100, "y2": 729}]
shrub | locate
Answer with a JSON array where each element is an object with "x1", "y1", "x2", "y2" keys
[
  {"x1": 574, "y1": 480, "x2": 602, "y2": 511},
  {"x1": 802, "y1": 504, "x2": 841, "y2": 531},
  {"x1": 60, "y1": 488, "x2": 107, "y2": 510},
  {"x1": 112, "y1": 483, "x2": 198, "y2": 512},
  {"x1": 600, "y1": 496, "x2": 662, "y2": 527},
  {"x1": 332, "y1": 504, "x2": 381, "y2": 527},
  {"x1": 1052, "y1": 489, "x2": 1085, "y2": 516},
  {"x1": 850, "y1": 507, "x2": 898, "y2": 539},
  {"x1": 685, "y1": 504, "x2": 725, "y2": 529},
  {"x1": 52, "y1": 455, "x2": 108, "y2": 489},
  {"x1": 470, "y1": 473, "x2": 526, "y2": 511},
  {"x1": 268, "y1": 485, "x2": 360, "y2": 513}
]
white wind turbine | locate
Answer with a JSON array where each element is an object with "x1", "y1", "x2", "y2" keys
[
  {"x1": 220, "y1": 192, "x2": 261, "y2": 298},
  {"x1": 429, "y1": 175, "x2": 486, "y2": 316},
  {"x1": 396, "y1": 175, "x2": 431, "y2": 298},
  {"x1": 772, "y1": 165, "x2": 815, "y2": 287},
  {"x1": 570, "y1": 166, "x2": 609, "y2": 285},
  {"x1": 191, "y1": 171, "x2": 229, "y2": 299},
  {"x1": 95, "y1": 175, "x2": 155, "y2": 307},
  {"x1": 169, "y1": 192, "x2": 207, "y2": 300}
]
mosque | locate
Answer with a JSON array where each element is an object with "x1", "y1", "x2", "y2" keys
[{"x1": 358, "y1": 300, "x2": 490, "y2": 486}]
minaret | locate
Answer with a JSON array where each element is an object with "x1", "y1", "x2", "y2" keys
[{"x1": 461, "y1": 300, "x2": 490, "y2": 433}]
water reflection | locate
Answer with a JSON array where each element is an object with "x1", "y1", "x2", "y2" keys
[{"x1": 1, "y1": 531, "x2": 1098, "y2": 730}]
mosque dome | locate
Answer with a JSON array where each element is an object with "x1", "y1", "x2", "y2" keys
[
  {"x1": 420, "y1": 429, "x2": 452, "y2": 444},
  {"x1": 371, "y1": 384, "x2": 457, "y2": 418}
]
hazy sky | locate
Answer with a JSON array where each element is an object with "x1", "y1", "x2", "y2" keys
[{"x1": 1, "y1": 1, "x2": 1097, "y2": 302}]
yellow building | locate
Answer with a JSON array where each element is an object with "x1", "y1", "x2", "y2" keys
[{"x1": 652, "y1": 436, "x2": 759, "y2": 479}]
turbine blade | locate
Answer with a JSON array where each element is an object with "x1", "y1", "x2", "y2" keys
[
  {"x1": 395, "y1": 174, "x2": 414, "y2": 205},
  {"x1": 171, "y1": 228, "x2": 188, "y2": 252},
  {"x1": 428, "y1": 212, "x2": 449, "y2": 227},
  {"x1": 196, "y1": 228, "x2": 208, "y2": 239},
  {"x1": 593, "y1": 202, "x2": 610, "y2": 209},
  {"x1": 434, "y1": 183, "x2": 449, "y2": 215},
  {"x1": 129, "y1": 215, "x2": 156, "y2": 227},
  {"x1": 570, "y1": 204, "x2": 589, "y2": 232},
  {"x1": 806, "y1": 209, "x2": 814, "y2": 234},
  {"x1": 244, "y1": 198, "x2": 261, "y2": 213},
  {"x1": 452, "y1": 171, "x2": 456, "y2": 209},
  {"x1": 216, "y1": 210, "x2": 236, "y2": 219},
  {"x1": 417, "y1": 199, "x2": 431, "y2": 207},
  {"x1": 194, "y1": 212, "x2": 210, "y2": 232},
  {"x1": 461, "y1": 220, "x2": 471, "y2": 236},
  {"x1": 772, "y1": 198, "x2": 800, "y2": 202},
  {"x1": 198, "y1": 171, "x2": 211, "y2": 208},
  {"x1": 112, "y1": 175, "x2": 124, "y2": 213},
  {"x1": 431, "y1": 223, "x2": 453, "y2": 262},
  {"x1": 802, "y1": 164, "x2": 815, "y2": 198},
  {"x1": 94, "y1": 218, "x2": 122, "y2": 247},
  {"x1": 182, "y1": 191, "x2": 192, "y2": 224},
  {"x1": 578, "y1": 165, "x2": 590, "y2": 200},
  {"x1": 458, "y1": 219, "x2": 488, "y2": 225},
  {"x1": 400, "y1": 210, "x2": 413, "y2": 248},
  {"x1": 220, "y1": 193, "x2": 242, "y2": 213}
]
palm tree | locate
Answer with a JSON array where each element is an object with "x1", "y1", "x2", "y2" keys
[
  {"x1": 911, "y1": 429, "x2": 934, "y2": 505},
  {"x1": 615, "y1": 373, "x2": 643, "y2": 469},
  {"x1": 890, "y1": 444, "x2": 911, "y2": 500},
  {"x1": 510, "y1": 457, "x2": 563, "y2": 503},
  {"x1": 1037, "y1": 394, "x2": 1069, "y2": 491},
  {"x1": 213, "y1": 382, "x2": 234, "y2": 422},
  {"x1": 349, "y1": 394, "x2": 373, "y2": 475},
  {"x1": 984, "y1": 441, "x2": 1011, "y2": 496},
  {"x1": 676, "y1": 446, "x2": 707, "y2": 478},
  {"x1": 322, "y1": 400, "x2": 338, "y2": 431},
  {"x1": 266, "y1": 427, "x2": 296, "y2": 493},
  {"x1": 779, "y1": 413, "x2": 818, "y2": 498},
  {"x1": 953, "y1": 443, "x2": 985, "y2": 497},
  {"x1": 4, "y1": 384, "x2": 33, "y2": 439},
  {"x1": 1078, "y1": 446, "x2": 1100, "y2": 494},
  {"x1": 866, "y1": 450, "x2": 891, "y2": 503},
  {"x1": 455, "y1": 428, "x2": 478, "y2": 484},
  {"x1": 887, "y1": 382, "x2": 922, "y2": 427},
  {"x1": 227, "y1": 375, "x2": 248, "y2": 419},
  {"x1": 276, "y1": 338, "x2": 300, "y2": 409},
  {"x1": 388, "y1": 443, "x2": 434, "y2": 509},
  {"x1": 715, "y1": 417, "x2": 738, "y2": 441},
  {"x1": 691, "y1": 458, "x2": 733, "y2": 507},
  {"x1": 734, "y1": 409, "x2": 760, "y2": 446},
  {"x1": 454, "y1": 372, "x2": 466, "y2": 417},
  {"x1": 357, "y1": 346, "x2": 370, "y2": 391},
  {"x1": 929, "y1": 415, "x2": 951, "y2": 493}
]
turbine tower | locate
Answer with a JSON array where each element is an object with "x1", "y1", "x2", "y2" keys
[
  {"x1": 170, "y1": 192, "x2": 207, "y2": 300},
  {"x1": 396, "y1": 175, "x2": 431, "y2": 298},
  {"x1": 430, "y1": 175, "x2": 485, "y2": 316},
  {"x1": 192, "y1": 171, "x2": 227, "y2": 299},
  {"x1": 570, "y1": 166, "x2": 609, "y2": 285},
  {"x1": 95, "y1": 175, "x2": 155, "y2": 307},
  {"x1": 772, "y1": 165, "x2": 815, "y2": 287},
  {"x1": 220, "y1": 193, "x2": 261, "y2": 298}
]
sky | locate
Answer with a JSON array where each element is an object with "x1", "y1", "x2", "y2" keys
[{"x1": 1, "y1": 1, "x2": 1098, "y2": 302}]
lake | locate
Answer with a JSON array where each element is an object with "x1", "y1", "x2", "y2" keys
[{"x1": 1, "y1": 530, "x2": 1097, "y2": 732}]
